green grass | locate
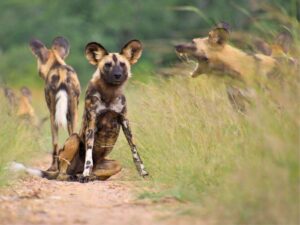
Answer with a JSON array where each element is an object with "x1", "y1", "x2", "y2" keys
[
  {"x1": 0, "y1": 96, "x2": 46, "y2": 185},
  {"x1": 111, "y1": 70, "x2": 299, "y2": 224}
]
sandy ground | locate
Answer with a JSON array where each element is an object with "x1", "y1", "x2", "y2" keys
[{"x1": 0, "y1": 156, "x2": 204, "y2": 225}]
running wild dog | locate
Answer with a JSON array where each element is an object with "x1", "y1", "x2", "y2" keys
[
  {"x1": 14, "y1": 40, "x2": 148, "y2": 182},
  {"x1": 175, "y1": 24, "x2": 288, "y2": 111},
  {"x1": 29, "y1": 37, "x2": 81, "y2": 171}
]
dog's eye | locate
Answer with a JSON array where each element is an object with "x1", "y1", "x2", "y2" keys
[
  {"x1": 120, "y1": 62, "x2": 125, "y2": 67},
  {"x1": 104, "y1": 62, "x2": 112, "y2": 68}
]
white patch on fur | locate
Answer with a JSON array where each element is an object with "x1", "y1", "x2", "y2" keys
[
  {"x1": 55, "y1": 90, "x2": 68, "y2": 129},
  {"x1": 83, "y1": 148, "x2": 93, "y2": 177},
  {"x1": 110, "y1": 97, "x2": 124, "y2": 113},
  {"x1": 122, "y1": 121, "x2": 128, "y2": 128},
  {"x1": 91, "y1": 92, "x2": 106, "y2": 113},
  {"x1": 93, "y1": 92, "x2": 101, "y2": 100},
  {"x1": 9, "y1": 162, "x2": 43, "y2": 177},
  {"x1": 133, "y1": 153, "x2": 139, "y2": 160},
  {"x1": 132, "y1": 147, "x2": 137, "y2": 153},
  {"x1": 96, "y1": 101, "x2": 106, "y2": 113}
]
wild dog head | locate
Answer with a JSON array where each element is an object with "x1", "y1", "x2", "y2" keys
[
  {"x1": 20, "y1": 86, "x2": 32, "y2": 102},
  {"x1": 85, "y1": 40, "x2": 142, "y2": 86},
  {"x1": 175, "y1": 23, "x2": 230, "y2": 77},
  {"x1": 29, "y1": 37, "x2": 70, "y2": 79}
]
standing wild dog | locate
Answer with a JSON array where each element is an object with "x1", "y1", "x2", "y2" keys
[
  {"x1": 14, "y1": 40, "x2": 148, "y2": 182},
  {"x1": 29, "y1": 37, "x2": 81, "y2": 171},
  {"x1": 175, "y1": 24, "x2": 280, "y2": 111}
]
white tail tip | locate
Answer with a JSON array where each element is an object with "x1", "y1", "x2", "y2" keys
[
  {"x1": 9, "y1": 162, "x2": 26, "y2": 172},
  {"x1": 9, "y1": 162, "x2": 43, "y2": 177},
  {"x1": 55, "y1": 90, "x2": 68, "y2": 129}
]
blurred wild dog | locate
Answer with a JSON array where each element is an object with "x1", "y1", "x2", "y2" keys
[
  {"x1": 29, "y1": 37, "x2": 81, "y2": 171},
  {"x1": 3, "y1": 87, "x2": 17, "y2": 111},
  {"x1": 14, "y1": 40, "x2": 148, "y2": 182},
  {"x1": 175, "y1": 24, "x2": 294, "y2": 112},
  {"x1": 2, "y1": 86, "x2": 48, "y2": 127},
  {"x1": 17, "y1": 86, "x2": 38, "y2": 126}
]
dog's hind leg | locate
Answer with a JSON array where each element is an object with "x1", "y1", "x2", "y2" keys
[
  {"x1": 47, "y1": 113, "x2": 59, "y2": 172},
  {"x1": 92, "y1": 159, "x2": 122, "y2": 181},
  {"x1": 56, "y1": 134, "x2": 81, "y2": 181}
]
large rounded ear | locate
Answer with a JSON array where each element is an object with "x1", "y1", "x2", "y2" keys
[
  {"x1": 52, "y1": 36, "x2": 70, "y2": 59},
  {"x1": 120, "y1": 40, "x2": 143, "y2": 64},
  {"x1": 85, "y1": 42, "x2": 108, "y2": 65},
  {"x1": 29, "y1": 39, "x2": 49, "y2": 63},
  {"x1": 208, "y1": 23, "x2": 230, "y2": 46}
]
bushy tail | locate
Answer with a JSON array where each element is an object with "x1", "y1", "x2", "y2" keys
[
  {"x1": 55, "y1": 89, "x2": 68, "y2": 129},
  {"x1": 9, "y1": 162, "x2": 58, "y2": 179}
]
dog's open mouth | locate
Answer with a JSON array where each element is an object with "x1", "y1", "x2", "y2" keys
[
  {"x1": 175, "y1": 43, "x2": 197, "y2": 62},
  {"x1": 176, "y1": 51, "x2": 191, "y2": 62}
]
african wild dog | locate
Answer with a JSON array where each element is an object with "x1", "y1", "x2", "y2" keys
[
  {"x1": 17, "y1": 86, "x2": 38, "y2": 126},
  {"x1": 29, "y1": 37, "x2": 81, "y2": 171},
  {"x1": 14, "y1": 40, "x2": 148, "y2": 182},
  {"x1": 2, "y1": 86, "x2": 48, "y2": 128},
  {"x1": 175, "y1": 24, "x2": 284, "y2": 111}
]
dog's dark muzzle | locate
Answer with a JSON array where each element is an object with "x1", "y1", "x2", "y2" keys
[
  {"x1": 103, "y1": 66, "x2": 127, "y2": 86},
  {"x1": 175, "y1": 42, "x2": 197, "y2": 54}
]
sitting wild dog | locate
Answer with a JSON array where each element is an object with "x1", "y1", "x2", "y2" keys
[
  {"x1": 29, "y1": 37, "x2": 81, "y2": 171},
  {"x1": 175, "y1": 24, "x2": 281, "y2": 112},
  {"x1": 14, "y1": 40, "x2": 149, "y2": 182}
]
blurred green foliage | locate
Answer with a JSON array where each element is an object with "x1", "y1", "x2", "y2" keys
[{"x1": 0, "y1": 0, "x2": 298, "y2": 86}]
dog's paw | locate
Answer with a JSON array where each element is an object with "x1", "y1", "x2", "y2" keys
[
  {"x1": 78, "y1": 174, "x2": 97, "y2": 183},
  {"x1": 78, "y1": 175, "x2": 90, "y2": 183},
  {"x1": 140, "y1": 170, "x2": 149, "y2": 178},
  {"x1": 69, "y1": 175, "x2": 78, "y2": 182}
]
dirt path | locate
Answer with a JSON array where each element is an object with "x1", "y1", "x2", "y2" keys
[{"x1": 0, "y1": 156, "x2": 203, "y2": 225}]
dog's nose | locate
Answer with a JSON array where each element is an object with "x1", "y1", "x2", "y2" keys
[
  {"x1": 175, "y1": 45, "x2": 184, "y2": 53},
  {"x1": 114, "y1": 74, "x2": 122, "y2": 80}
]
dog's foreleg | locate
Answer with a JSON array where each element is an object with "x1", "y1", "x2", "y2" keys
[
  {"x1": 82, "y1": 109, "x2": 96, "y2": 178},
  {"x1": 120, "y1": 117, "x2": 149, "y2": 177}
]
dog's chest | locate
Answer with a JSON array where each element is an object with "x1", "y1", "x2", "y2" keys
[
  {"x1": 91, "y1": 94, "x2": 125, "y2": 157},
  {"x1": 95, "y1": 95, "x2": 125, "y2": 114},
  {"x1": 93, "y1": 111, "x2": 121, "y2": 157}
]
